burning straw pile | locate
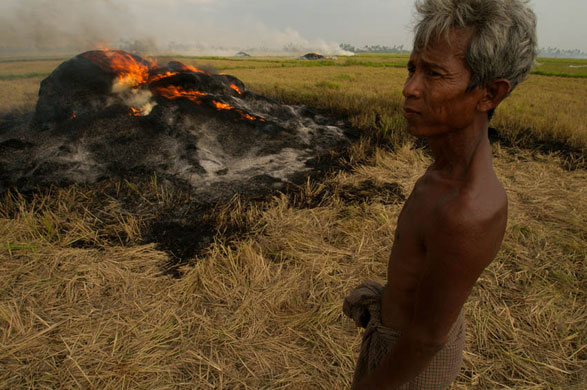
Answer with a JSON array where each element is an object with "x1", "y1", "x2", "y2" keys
[{"x1": 0, "y1": 50, "x2": 354, "y2": 201}]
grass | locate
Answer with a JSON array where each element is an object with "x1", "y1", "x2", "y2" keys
[
  {"x1": 493, "y1": 74, "x2": 587, "y2": 154},
  {"x1": 3, "y1": 54, "x2": 586, "y2": 77},
  {"x1": 0, "y1": 78, "x2": 45, "y2": 115},
  {"x1": 0, "y1": 60, "x2": 64, "y2": 75},
  {"x1": 533, "y1": 58, "x2": 587, "y2": 77},
  {"x1": 0, "y1": 72, "x2": 51, "y2": 81},
  {"x1": 0, "y1": 54, "x2": 586, "y2": 389}
]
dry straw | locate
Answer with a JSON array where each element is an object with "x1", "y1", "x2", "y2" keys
[{"x1": 1, "y1": 143, "x2": 585, "y2": 389}]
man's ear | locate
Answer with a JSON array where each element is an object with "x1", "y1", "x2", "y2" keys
[{"x1": 477, "y1": 78, "x2": 511, "y2": 113}]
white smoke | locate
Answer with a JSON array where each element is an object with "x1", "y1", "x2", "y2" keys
[
  {"x1": 111, "y1": 83, "x2": 157, "y2": 116},
  {"x1": 0, "y1": 0, "x2": 135, "y2": 52},
  {"x1": 0, "y1": 0, "x2": 354, "y2": 57}
]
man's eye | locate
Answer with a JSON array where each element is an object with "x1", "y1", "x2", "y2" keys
[{"x1": 428, "y1": 70, "x2": 441, "y2": 77}]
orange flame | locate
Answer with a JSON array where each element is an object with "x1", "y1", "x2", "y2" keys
[
  {"x1": 242, "y1": 113, "x2": 262, "y2": 121},
  {"x1": 153, "y1": 85, "x2": 208, "y2": 104},
  {"x1": 82, "y1": 51, "x2": 263, "y2": 122},
  {"x1": 241, "y1": 112, "x2": 265, "y2": 122},
  {"x1": 177, "y1": 63, "x2": 207, "y2": 74},
  {"x1": 101, "y1": 51, "x2": 156, "y2": 88},
  {"x1": 212, "y1": 100, "x2": 265, "y2": 122},
  {"x1": 212, "y1": 100, "x2": 234, "y2": 110},
  {"x1": 149, "y1": 71, "x2": 179, "y2": 83}
]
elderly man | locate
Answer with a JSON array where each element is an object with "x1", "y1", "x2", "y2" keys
[{"x1": 343, "y1": 0, "x2": 537, "y2": 389}]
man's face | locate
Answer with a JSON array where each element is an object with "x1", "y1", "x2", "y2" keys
[{"x1": 403, "y1": 29, "x2": 484, "y2": 138}]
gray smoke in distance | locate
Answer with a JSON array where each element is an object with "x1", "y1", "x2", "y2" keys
[
  {"x1": 0, "y1": 0, "x2": 352, "y2": 57},
  {"x1": 0, "y1": 0, "x2": 137, "y2": 53}
]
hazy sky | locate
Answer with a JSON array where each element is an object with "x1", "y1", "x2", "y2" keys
[{"x1": 1, "y1": 0, "x2": 586, "y2": 54}]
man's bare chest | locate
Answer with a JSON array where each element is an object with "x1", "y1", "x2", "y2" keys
[
  {"x1": 389, "y1": 180, "x2": 455, "y2": 267},
  {"x1": 395, "y1": 187, "x2": 438, "y2": 241},
  {"x1": 389, "y1": 197, "x2": 430, "y2": 272}
]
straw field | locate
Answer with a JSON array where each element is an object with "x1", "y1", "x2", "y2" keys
[{"x1": 0, "y1": 55, "x2": 585, "y2": 389}]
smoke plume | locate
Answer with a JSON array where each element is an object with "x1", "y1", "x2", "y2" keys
[
  {"x1": 0, "y1": 0, "x2": 135, "y2": 52},
  {"x1": 0, "y1": 0, "x2": 352, "y2": 57}
]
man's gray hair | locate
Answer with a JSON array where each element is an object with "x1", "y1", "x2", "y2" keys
[{"x1": 413, "y1": 0, "x2": 538, "y2": 93}]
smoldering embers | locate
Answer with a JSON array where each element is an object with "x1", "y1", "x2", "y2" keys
[{"x1": 0, "y1": 50, "x2": 355, "y2": 203}]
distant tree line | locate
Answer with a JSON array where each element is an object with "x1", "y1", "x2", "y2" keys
[
  {"x1": 339, "y1": 43, "x2": 587, "y2": 58},
  {"x1": 339, "y1": 43, "x2": 410, "y2": 54},
  {"x1": 538, "y1": 47, "x2": 587, "y2": 59}
]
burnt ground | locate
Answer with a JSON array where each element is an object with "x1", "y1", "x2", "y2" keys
[
  {"x1": 129, "y1": 175, "x2": 405, "y2": 276},
  {"x1": 487, "y1": 127, "x2": 586, "y2": 170},
  {"x1": 0, "y1": 131, "x2": 361, "y2": 277},
  {"x1": 2, "y1": 109, "x2": 584, "y2": 278},
  {"x1": 1, "y1": 135, "x2": 408, "y2": 278},
  {"x1": 0, "y1": 49, "x2": 363, "y2": 277}
]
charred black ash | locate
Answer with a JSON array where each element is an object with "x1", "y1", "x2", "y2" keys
[{"x1": 0, "y1": 50, "x2": 358, "y2": 204}]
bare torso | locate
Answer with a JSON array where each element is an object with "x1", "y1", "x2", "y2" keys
[{"x1": 381, "y1": 137, "x2": 507, "y2": 331}]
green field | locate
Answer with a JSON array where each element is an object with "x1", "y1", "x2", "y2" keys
[
  {"x1": 0, "y1": 54, "x2": 585, "y2": 389},
  {"x1": 533, "y1": 57, "x2": 587, "y2": 77},
  {"x1": 3, "y1": 53, "x2": 586, "y2": 74}
]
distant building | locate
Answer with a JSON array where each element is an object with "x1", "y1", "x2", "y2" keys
[
  {"x1": 299, "y1": 52, "x2": 325, "y2": 60},
  {"x1": 235, "y1": 51, "x2": 251, "y2": 57}
]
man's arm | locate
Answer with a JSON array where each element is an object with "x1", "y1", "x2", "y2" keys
[{"x1": 356, "y1": 199, "x2": 505, "y2": 390}]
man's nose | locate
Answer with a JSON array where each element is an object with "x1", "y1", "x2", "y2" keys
[{"x1": 403, "y1": 73, "x2": 421, "y2": 98}]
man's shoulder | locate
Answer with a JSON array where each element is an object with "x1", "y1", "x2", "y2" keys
[
  {"x1": 431, "y1": 181, "x2": 507, "y2": 237},
  {"x1": 425, "y1": 181, "x2": 507, "y2": 268}
]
